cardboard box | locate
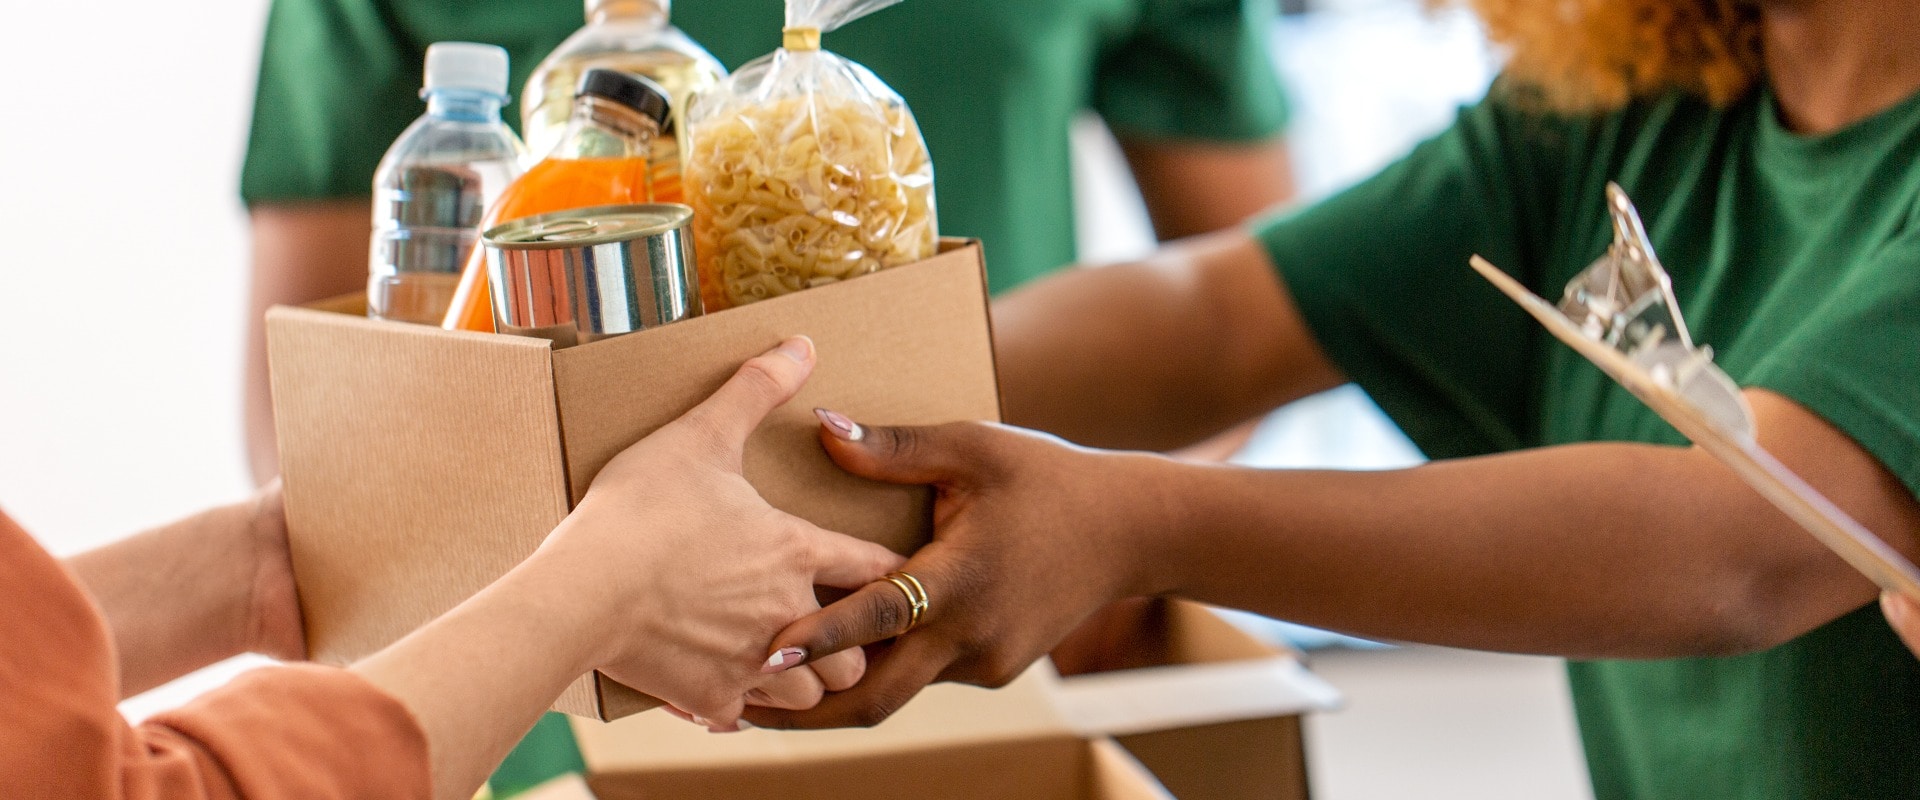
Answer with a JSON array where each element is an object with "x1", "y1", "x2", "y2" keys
[
  {"x1": 267, "y1": 241, "x2": 1000, "y2": 720},
  {"x1": 569, "y1": 600, "x2": 1338, "y2": 800},
  {"x1": 1047, "y1": 599, "x2": 1343, "y2": 800},
  {"x1": 572, "y1": 666, "x2": 1172, "y2": 800}
]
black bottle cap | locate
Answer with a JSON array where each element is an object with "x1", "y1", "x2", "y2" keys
[{"x1": 576, "y1": 69, "x2": 671, "y2": 126}]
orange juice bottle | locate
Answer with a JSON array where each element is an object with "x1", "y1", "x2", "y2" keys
[{"x1": 442, "y1": 69, "x2": 675, "y2": 331}]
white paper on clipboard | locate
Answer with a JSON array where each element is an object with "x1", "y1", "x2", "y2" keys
[{"x1": 1469, "y1": 182, "x2": 1920, "y2": 601}]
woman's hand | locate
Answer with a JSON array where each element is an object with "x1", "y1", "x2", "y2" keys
[
  {"x1": 744, "y1": 414, "x2": 1180, "y2": 729},
  {"x1": 1884, "y1": 592, "x2": 1920, "y2": 659},
  {"x1": 65, "y1": 481, "x2": 306, "y2": 697},
  {"x1": 242, "y1": 482, "x2": 306, "y2": 662},
  {"x1": 530, "y1": 339, "x2": 905, "y2": 729}
]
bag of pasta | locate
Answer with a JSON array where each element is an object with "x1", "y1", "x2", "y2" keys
[{"x1": 684, "y1": 0, "x2": 936, "y2": 310}]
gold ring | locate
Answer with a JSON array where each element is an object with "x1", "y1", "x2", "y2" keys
[{"x1": 881, "y1": 571, "x2": 930, "y2": 634}]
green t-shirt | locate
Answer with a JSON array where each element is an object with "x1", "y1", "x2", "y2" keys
[
  {"x1": 241, "y1": 0, "x2": 1288, "y2": 293},
  {"x1": 1256, "y1": 85, "x2": 1920, "y2": 798}
]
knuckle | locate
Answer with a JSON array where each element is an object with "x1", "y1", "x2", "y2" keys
[
  {"x1": 974, "y1": 670, "x2": 1016, "y2": 690},
  {"x1": 808, "y1": 623, "x2": 844, "y2": 656},
  {"x1": 688, "y1": 690, "x2": 734, "y2": 720},
  {"x1": 735, "y1": 356, "x2": 792, "y2": 399},
  {"x1": 787, "y1": 522, "x2": 824, "y2": 566},
  {"x1": 880, "y1": 424, "x2": 921, "y2": 463},
  {"x1": 674, "y1": 408, "x2": 733, "y2": 455},
  {"x1": 766, "y1": 596, "x2": 808, "y2": 632},
  {"x1": 979, "y1": 654, "x2": 1028, "y2": 689},
  {"x1": 849, "y1": 693, "x2": 908, "y2": 729},
  {"x1": 867, "y1": 592, "x2": 908, "y2": 638}
]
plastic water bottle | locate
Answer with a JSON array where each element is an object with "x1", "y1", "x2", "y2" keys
[{"x1": 368, "y1": 42, "x2": 528, "y2": 324}]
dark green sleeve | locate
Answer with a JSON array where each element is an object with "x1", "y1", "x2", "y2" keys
[
  {"x1": 241, "y1": 0, "x2": 422, "y2": 204},
  {"x1": 1092, "y1": 0, "x2": 1288, "y2": 142},
  {"x1": 240, "y1": 0, "x2": 578, "y2": 206},
  {"x1": 1252, "y1": 99, "x2": 1565, "y2": 459},
  {"x1": 1746, "y1": 225, "x2": 1920, "y2": 499}
]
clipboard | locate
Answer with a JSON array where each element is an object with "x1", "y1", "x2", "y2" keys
[{"x1": 1469, "y1": 182, "x2": 1920, "y2": 601}]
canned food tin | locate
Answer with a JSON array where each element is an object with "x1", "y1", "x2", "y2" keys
[{"x1": 482, "y1": 203, "x2": 700, "y2": 347}]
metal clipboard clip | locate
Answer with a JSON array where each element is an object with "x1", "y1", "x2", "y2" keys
[{"x1": 1470, "y1": 182, "x2": 1920, "y2": 600}]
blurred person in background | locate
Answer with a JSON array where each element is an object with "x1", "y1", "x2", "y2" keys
[
  {"x1": 239, "y1": 0, "x2": 1293, "y2": 791},
  {"x1": 6, "y1": 339, "x2": 895, "y2": 800},
  {"x1": 747, "y1": 1, "x2": 1920, "y2": 797}
]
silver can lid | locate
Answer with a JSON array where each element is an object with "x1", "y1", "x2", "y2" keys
[{"x1": 483, "y1": 203, "x2": 693, "y2": 249}]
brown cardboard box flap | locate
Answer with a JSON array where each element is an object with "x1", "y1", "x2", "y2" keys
[
  {"x1": 573, "y1": 664, "x2": 1073, "y2": 771},
  {"x1": 1046, "y1": 600, "x2": 1342, "y2": 738},
  {"x1": 576, "y1": 667, "x2": 1174, "y2": 800},
  {"x1": 1088, "y1": 739, "x2": 1179, "y2": 800},
  {"x1": 588, "y1": 736, "x2": 1169, "y2": 800},
  {"x1": 518, "y1": 775, "x2": 599, "y2": 800},
  {"x1": 267, "y1": 307, "x2": 573, "y2": 665},
  {"x1": 549, "y1": 242, "x2": 999, "y2": 555}
]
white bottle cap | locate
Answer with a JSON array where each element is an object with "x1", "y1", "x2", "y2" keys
[{"x1": 423, "y1": 42, "x2": 510, "y2": 97}]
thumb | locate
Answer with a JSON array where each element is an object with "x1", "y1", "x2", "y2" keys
[
  {"x1": 676, "y1": 336, "x2": 817, "y2": 452},
  {"x1": 811, "y1": 413, "x2": 991, "y2": 487}
]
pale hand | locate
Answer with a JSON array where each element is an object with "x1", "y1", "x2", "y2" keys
[{"x1": 532, "y1": 337, "x2": 904, "y2": 728}]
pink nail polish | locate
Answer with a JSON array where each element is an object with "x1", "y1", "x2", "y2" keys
[
  {"x1": 763, "y1": 646, "x2": 807, "y2": 673},
  {"x1": 814, "y1": 408, "x2": 864, "y2": 442}
]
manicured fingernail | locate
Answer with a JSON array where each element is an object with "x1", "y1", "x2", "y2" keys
[
  {"x1": 814, "y1": 408, "x2": 864, "y2": 442},
  {"x1": 692, "y1": 715, "x2": 713, "y2": 727},
  {"x1": 763, "y1": 646, "x2": 808, "y2": 673},
  {"x1": 776, "y1": 336, "x2": 815, "y2": 364},
  {"x1": 1884, "y1": 592, "x2": 1907, "y2": 623}
]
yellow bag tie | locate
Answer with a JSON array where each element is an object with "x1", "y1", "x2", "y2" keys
[{"x1": 782, "y1": 26, "x2": 822, "y2": 51}]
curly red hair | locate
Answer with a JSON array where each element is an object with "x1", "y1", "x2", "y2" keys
[{"x1": 1460, "y1": 0, "x2": 1763, "y2": 110}]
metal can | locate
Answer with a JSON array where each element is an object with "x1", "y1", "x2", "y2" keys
[{"x1": 482, "y1": 203, "x2": 700, "y2": 347}]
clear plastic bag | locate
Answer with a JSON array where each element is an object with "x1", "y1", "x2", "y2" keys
[{"x1": 684, "y1": 0, "x2": 936, "y2": 310}]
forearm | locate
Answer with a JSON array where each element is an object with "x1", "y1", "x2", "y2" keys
[
  {"x1": 993, "y1": 231, "x2": 1339, "y2": 450},
  {"x1": 246, "y1": 201, "x2": 372, "y2": 485},
  {"x1": 350, "y1": 545, "x2": 606, "y2": 800},
  {"x1": 66, "y1": 500, "x2": 265, "y2": 697},
  {"x1": 1150, "y1": 440, "x2": 1895, "y2": 659},
  {"x1": 1122, "y1": 136, "x2": 1295, "y2": 241}
]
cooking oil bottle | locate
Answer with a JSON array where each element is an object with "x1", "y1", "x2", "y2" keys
[{"x1": 521, "y1": 0, "x2": 725, "y2": 202}]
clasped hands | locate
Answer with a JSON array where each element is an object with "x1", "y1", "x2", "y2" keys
[
  {"x1": 231, "y1": 337, "x2": 1166, "y2": 732},
  {"x1": 558, "y1": 335, "x2": 1174, "y2": 731}
]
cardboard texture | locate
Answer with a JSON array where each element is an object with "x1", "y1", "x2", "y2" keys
[
  {"x1": 571, "y1": 602, "x2": 1337, "y2": 800},
  {"x1": 515, "y1": 775, "x2": 599, "y2": 800},
  {"x1": 573, "y1": 667, "x2": 1172, "y2": 800},
  {"x1": 267, "y1": 241, "x2": 1000, "y2": 720},
  {"x1": 1048, "y1": 599, "x2": 1342, "y2": 800}
]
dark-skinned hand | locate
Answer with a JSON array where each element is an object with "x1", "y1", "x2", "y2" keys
[{"x1": 743, "y1": 411, "x2": 1182, "y2": 729}]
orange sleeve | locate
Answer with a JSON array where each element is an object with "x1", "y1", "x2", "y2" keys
[{"x1": 0, "y1": 510, "x2": 431, "y2": 800}]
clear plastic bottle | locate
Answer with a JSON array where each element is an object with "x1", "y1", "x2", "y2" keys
[
  {"x1": 521, "y1": 0, "x2": 725, "y2": 201},
  {"x1": 368, "y1": 42, "x2": 528, "y2": 324}
]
